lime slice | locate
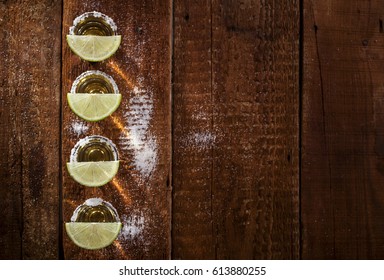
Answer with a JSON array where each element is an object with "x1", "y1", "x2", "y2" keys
[
  {"x1": 66, "y1": 35, "x2": 121, "y2": 62},
  {"x1": 65, "y1": 222, "x2": 122, "y2": 250},
  {"x1": 67, "y1": 161, "x2": 119, "y2": 187},
  {"x1": 68, "y1": 93, "x2": 121, "y2": 122}
]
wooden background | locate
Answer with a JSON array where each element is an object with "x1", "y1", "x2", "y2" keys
[{"x1": 1, "y1": 0, "x2": 384, "y2": 259}]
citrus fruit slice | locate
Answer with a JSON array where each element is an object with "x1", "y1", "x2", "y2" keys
[
  {"x1": 66, "y1": 35, "x2": 121, "y2": 62},
  {"x1": 65, "y1": 222, "x2": 122, "y2": 250},
  {"x1": 67, "y1": 161, "x2": 119, "y2": 187},
  {"x1": 68, "y1": 93, "x2": 121, "y2": 122}
]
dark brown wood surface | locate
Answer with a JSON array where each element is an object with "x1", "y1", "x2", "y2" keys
[
  {"x1": 0, "y1": 0, "x2": 62, "y2": 259},
  {"x1": 3, "y1": 0, "x2": 384, "y2": 260},
  {"x1": 302, "y1": 0, "x2": 384, "y2": 259},
  {"x1": 173, "y1": 0, "x2": 300, "y2": 259},
  {"x1": 61, "y1": 0, "x2": 171, "y2": 259}
]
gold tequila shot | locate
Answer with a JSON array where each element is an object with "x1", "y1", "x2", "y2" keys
[
  {"x1": 69, "y1": 11, "x2": 117, "y2": 36},
  {"x1": 67, "y1": 136, "x2": 120, "y2": 187}
]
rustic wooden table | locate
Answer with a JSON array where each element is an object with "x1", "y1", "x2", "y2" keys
[{"x1": 1, "y1": 0, "x2": 383, "y2": 260}]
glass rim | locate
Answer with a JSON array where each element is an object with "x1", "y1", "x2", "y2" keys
[
  {"x1": 70, "y1": 197, "x2": 120, "y2": 222},
  {"x1": 69, "y1": 11, "x2": 118, "y2": 35},
  {"x1": 70, "y1": 70, "x2": 119, "y2": 94},
  {"x1": 70, "y1": 135, "x2": 119, "y2": 162}
]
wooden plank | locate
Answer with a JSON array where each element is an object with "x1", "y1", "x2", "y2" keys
[
  {"x1": 0, "y1": 0, "x2": 62, "y2": 259},
  {"x1": 302, "y1": 0, "x2": 384, "y2": 259},
  {"x1": 62, "y1": 0, "x2": 171, "y2": 259},
  {"x1": 173, "y1": 0, "x2": 300, "y2": 259},
  {"x1": 172, "y1": 0, "x2": 214, "y2": 259}
]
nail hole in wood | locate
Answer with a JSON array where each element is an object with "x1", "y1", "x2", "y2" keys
[
  {"x1": 136, "y1": 26, "x2": 143, "y2": 35},
  {"x1": 313, "y1": 24, "x2": 318, "y2": 33}
]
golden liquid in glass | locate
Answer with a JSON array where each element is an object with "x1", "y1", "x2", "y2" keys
[
  {"x1": 75, "y1": 204, "x2": 118, "y2": 222},
  {"x1": 76, "y1": 74, "x2": 114, "y2": 94},
  {"x1": 73, "y1": 16, "x2": 114, "y2": 36},
  {"x1": 77, "y1": 139, "x2": 115, "y2": 162}
]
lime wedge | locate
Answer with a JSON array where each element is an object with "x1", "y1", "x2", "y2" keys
[
  {"x1": 68, "y1": 93, "x2": 121, "y2": 122},
  {"x1": 67, "y1": 161, "x2": 119, "y2": 187},
  {"x1": 66, "y1": 35, "x2": 121, "y2": 62},
  {"x1": 65, "y1": 222, "x2": 122, "y2": 250}
]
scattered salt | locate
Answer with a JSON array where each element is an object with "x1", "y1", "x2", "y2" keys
[
  {"x1": 119, "y1": 84, "x2": 158, "y2": 180},
  {"x1": 184, "y1": 131, "x2": 216, "y2": 150},
  {"x1": 119, "y1": 214, "x2": 145, "y2": 240},
  {"x1": 85, "y1": 197, "x2": 103, "y2": 206},
  {"x1": 70, "y1": 121, "x2": 89, "y2": 137}
]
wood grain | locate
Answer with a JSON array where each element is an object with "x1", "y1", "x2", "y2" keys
[
  {"x1": 3, "y1": 0, "x2": 383, "y2": 260},
  {"x1": 302, "y1": 0, "x2": 384, "y2": 259},
  {"x1": 62, "y1": 0, "x2": 171, "y2": 259},
  {"x1": 173, "y1": 0, "x2": 300, "y2": 259},
  {"x1": 0, "y1": 0, "x2": 61, "y2": 259}
]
